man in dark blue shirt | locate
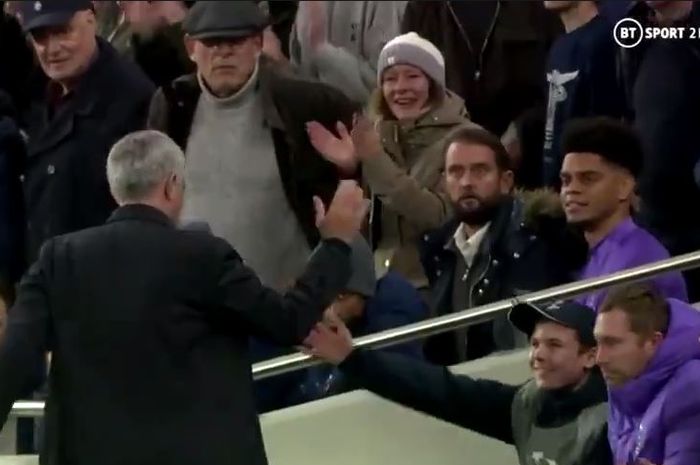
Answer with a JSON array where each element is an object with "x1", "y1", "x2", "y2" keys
[{"x1": 541, "y1": 0, "x2": 625, "y2": 187}]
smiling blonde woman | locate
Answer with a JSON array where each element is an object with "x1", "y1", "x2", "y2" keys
[{"x1": 307, "y1": 32, "x2": 479, "y2": 290}]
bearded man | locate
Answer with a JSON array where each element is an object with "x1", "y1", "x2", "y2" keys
[{"x1": 419, "y1": 126, "x2": 588, "y2": 364}]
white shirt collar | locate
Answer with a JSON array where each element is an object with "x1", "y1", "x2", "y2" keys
[{"x1": 453, "y1": 222, "x2": 491, "y2": 268}]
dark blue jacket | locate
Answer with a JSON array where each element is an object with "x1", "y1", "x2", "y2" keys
[
  {"x1": 252, "y1": 272, "x2": 428, "y2": 412},
  {"x1": 20, "y1": 37, "x2": 154, "y2": 263}
]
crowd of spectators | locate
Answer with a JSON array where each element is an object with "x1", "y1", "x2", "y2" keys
[{"x1": 1, "y1": 1, "x2": 700, "y2": 463}]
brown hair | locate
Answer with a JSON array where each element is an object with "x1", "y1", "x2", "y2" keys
[
  {"x1": 441, "y1": 125, "x2": 511, "y2": 172},
  {"x1": 599, "y1": 283, "x2": 670, "y2": 337}
]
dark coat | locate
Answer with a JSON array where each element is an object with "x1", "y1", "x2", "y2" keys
[
  {"x1": 420, "y1": 191, "x2": 588, "y2": 364},
  {"x1": 20, "y1": 38, "x2": 155, "y2": 264},
  {"x1": 0, "y1": 204, "x2": 352, "y2": 465},
  {"x1": 619, "y1": 1, "x2": 700, "y2": 300},
  {"x1": 0, "y1": 91, "x2": 25, "y2": 292},
  {"x1": 147, "y1": 57, "x2": 358, "y2": 248},
  {"x1": 0, "y1": 9, "x2": 36, "y2": 115},
  {"x1": 402, "y1": 0, "x2": 562, "y2": 137}
]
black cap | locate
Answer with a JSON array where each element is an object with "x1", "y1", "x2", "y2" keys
[
  {"x1": 184, "y1": 1, "x2": 268, "y2": 40},
  {"x1": 17, "y1": 0, "x2": 92, "y2": 33},
  {"x1": 508, "y1": 300, "x2": 597, "y2": 347}
]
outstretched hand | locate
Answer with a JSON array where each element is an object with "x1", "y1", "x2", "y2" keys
[
  {"x1": 306, "y1": 121, "x2": 358, "y2": 172},
  {"x1": 313, "y1": 180, "x2": 369, "y2": 244}
]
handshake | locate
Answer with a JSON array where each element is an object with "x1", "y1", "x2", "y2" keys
[
  {"x1": 301, "y1": 307, "x2": 356, "y2": 366},
  {"x1": 297, "y1": 180, "x2": 369, "y2": 363}
]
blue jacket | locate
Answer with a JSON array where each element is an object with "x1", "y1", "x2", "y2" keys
[{"x1": 252, "y1": 272, "x2": 428, "y2": 412}]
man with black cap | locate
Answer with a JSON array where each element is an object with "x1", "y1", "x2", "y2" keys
[
  {"x1": 559, "y1": 117, "x2": 688, "y2": 310},
  {"x1": 16, "y1": 0, "x2": 155, "y2": 265},
  {"x1": 148, "y1": 1, "x2": 356, "y2": 292},
  {"x1": 304, "y1": 299, "x2": 612, "y2": 465}
]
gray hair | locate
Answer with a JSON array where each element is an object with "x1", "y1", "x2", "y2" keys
[{"x1": 106, "y1": 130, "x2": 185, "y2": 204}]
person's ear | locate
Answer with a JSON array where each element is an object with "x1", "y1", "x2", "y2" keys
[
  {"x1": 582, "y1": 346, "x2": 597, "y2": 370},
  {"x1": 184, "y1": 35, "x2": 197, "y2": 62},
  {"x1": 649, "y1": 331, "x2": 664, "y2": 350},
  {"x1": 500, "y1": 169, "x2": 515, "y2": 194},
  {"x1": 164, "y1": 173, "x2": 179, "y2": 201},
  {"x1": 617, "y1": 172, "x2": 635, "y2": 202},
  {"x1": 253, "y1": 32, "x2": 264, "y2": 49}
]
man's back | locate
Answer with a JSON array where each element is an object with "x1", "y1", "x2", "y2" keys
[
  {"x1": 0, "y1": 203, "x2": 354, "y2": 465},
  {"x1": 21, "y1": 205, "x2": 268, "y2": 464}
]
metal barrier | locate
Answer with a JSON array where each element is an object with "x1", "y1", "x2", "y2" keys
[{"x1": 9, "y1": 250, "x2": 700, "y2": 418}]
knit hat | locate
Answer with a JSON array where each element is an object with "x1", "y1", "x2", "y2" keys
[{"x1": 376, "y1": 32, "x2": 446, "y2": 91}]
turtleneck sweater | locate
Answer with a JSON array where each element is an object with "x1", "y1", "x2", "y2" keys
[{"x1": 182, "y1": 61, "x2": 310, "y2": 290}]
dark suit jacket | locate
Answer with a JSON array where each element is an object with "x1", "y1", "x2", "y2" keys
[{"x1": 0, "y1": 204, "x2": 351, "y2": 465}]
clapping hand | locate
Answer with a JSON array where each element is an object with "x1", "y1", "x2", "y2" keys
[
  {"x1": 306, "y1": 121, "x2": 358, "y2": 173},
  {"x1": 306, "y1": 113, "x2": 384, "y2": 170},
  {"x1": 350, "y1": 113, "x2": 383, "y2": 161}
]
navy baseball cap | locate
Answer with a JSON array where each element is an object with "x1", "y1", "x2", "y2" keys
[
  {"x1": 508, "y1": 300, "x2": 597, "y2": 347},
  {"x1": 18, "y1": 0, "x2": 93, "y2": 33}
]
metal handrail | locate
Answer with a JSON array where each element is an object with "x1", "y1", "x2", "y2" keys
[{"x1": 9, "y1": 250, "x2": 700, "y2": 418}]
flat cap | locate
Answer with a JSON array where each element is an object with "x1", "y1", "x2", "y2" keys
[
  {"x1": 17, "y1": 0, "x2": 92, "y2": 33},
  {"x1": 184, "y1": 1, "x2": 268, "y2": 40}
]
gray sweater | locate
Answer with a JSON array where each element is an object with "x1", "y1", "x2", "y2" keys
[{"x1": 182, "y1": 63, "x2": 310, "y2": 290}]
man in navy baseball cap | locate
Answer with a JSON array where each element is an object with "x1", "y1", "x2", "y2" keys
[
  {"x1": 508, "y1": 299, "x2": 597, "y2": 349},
  {"x1": 17, "y1": 0, "x2": 93, "y2": 32},
  {"x1": 303, "y1": 296, "x2": 611, "y2": 463}
]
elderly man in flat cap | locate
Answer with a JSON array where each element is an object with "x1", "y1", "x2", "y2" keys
[{"x1": 148, "y1": 1, "x2": 357, "y2": 292}]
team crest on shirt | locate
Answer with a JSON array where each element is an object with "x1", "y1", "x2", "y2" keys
[
  {"x1": 531, "y1": 451, "x2": 558, "y2": 465},
  {"x1": 547, "y1": 70, "x2": 580, "y2": 104},
  {"x1": 544, "y1": 69, "x2": 580, "y2": 151}
]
